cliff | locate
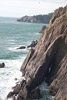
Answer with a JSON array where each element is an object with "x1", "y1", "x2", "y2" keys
[
  {"x1": 17, "y1": 13, "x2": 53, "y2": 24},
  {"x1": 8, "y1": 6, "x2": 67, "y2": 100}
]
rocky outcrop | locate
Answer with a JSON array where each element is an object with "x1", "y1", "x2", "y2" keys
[
  {"x1": 17, "y1": 13, "x2": 53, "y2": 24},
  {"x1": 27, "y1": 40, "x2": 38, "y2": 48},
  {"x1": 39, "y1": 25, "x2": 46, "y2": 33},
  {"x1": 8, "y1": 6, "x2": 67, "y2": 100},
  {"x1": 0, "y1": 63, "x2": 5, "y2": 68},
  {"x1": 16, "y1": 41, "x2": 38, "y2": 50}
]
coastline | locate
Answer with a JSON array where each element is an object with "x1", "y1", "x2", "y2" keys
[{"x1": 7, "y1": 6, "x2": 67, "y2": 100}]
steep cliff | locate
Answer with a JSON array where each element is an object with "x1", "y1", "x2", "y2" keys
[
  {"x1": 8, "y1": 6, "x2": 67, "y2": 100},
  {"x1": 17, "y1": 13, "x2": 53, "y2": 24}
]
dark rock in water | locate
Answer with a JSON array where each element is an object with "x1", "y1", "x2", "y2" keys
[
  {"x1": 0, "y1": 63, "x2": 5, "y2": 68},
  {"x1": 15, "y1": 78, "x2": 18, "y2": 80},
  {"x1": 39, "y1": 25, "x2": 46, "y2": 33},
  {"x1": 27, "y1": 40, "x2": 38, "y2": 48},
  {"x1": 17, "y1": 46, "x2": 26, "y2": 49},
  {"x1": 8, "y1": 6, "x2": 67, "y2": 100}
]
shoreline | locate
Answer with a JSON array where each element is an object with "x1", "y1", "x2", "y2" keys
[{"x1": 7, "y1": 6, "x2": 67, "y2": 100}]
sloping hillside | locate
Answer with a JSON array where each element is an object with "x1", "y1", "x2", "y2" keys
[{"x1": 17, "y1": 13, "x2": 53, "y2": 24}]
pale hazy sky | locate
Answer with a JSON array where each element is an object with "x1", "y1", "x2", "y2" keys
[{"x1": 0, "y1": 0, "x2": 66, "y2": 17}]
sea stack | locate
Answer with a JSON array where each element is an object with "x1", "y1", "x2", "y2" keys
[{"x1": 7, "y1": 6, "x2": 67, "y2": 100}]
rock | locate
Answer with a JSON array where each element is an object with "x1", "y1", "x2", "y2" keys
[
  {"x1": 29, "y1": 87, "x2": 41, "y2": 100},
  {"x1": 17, "y1": 46, "x2": 26, "y2": 49},
  {"x1": 12, "y1": 83, "x2": 21, "y2": 94},
  {"x1": 20, "y1": 49, "x2": 35, "y2": 72},
  {"x1": 49, "y1": 85, "x2": 58, "y2": 96},
  {"x1": 27, "y1": 40, "x2": 38, "y2": 48},
  {"x1": 15, "y1": 78, "x2": 18, "y2": 80},
  {"x1": 0, "y1": 63, "x2": 5, "y2": 68},
  {"x1": 8, "y1": 6, "x2": 67, "y2": 100},
  {"x1": 39, "y1": 25, "x2": 46, "y2": 33},
  {"x1": 7, "y1": 92, "x2": 14, "y2": 98}
]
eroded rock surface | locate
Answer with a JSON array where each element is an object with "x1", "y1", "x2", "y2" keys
[
  {"x1": 39, "y1": 25, "x2": 46, "y2": 33},
  {"x1": 27, "y1": 40, "x2": 38, "y2": 48}
]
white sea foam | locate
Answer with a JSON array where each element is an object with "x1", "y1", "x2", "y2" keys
[
  {"x1": 8, "y1": 39, "x2": 15, "y2": 42},
  {"x1": 39, "y1": 81, "x2": 48, "y2": 90},
  {"x1": 0, "y1": 58, "x2": 25, "y2": 100},
  {"x1": 34, "y1": 32, "x2": 40, "y2": 35}
]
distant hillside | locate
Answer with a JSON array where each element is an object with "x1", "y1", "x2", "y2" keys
[{"x1": 17, "y1": 13, "x2": 53, "y2": 24}]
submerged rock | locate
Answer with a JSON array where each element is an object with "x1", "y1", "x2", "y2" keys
[{"x1": 8, "y1": 6, "x2": 67, "y2": 100}]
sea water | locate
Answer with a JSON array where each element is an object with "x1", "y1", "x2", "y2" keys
[{"x1": 0, "y1": 18, "x2": 53, "y2": 100}]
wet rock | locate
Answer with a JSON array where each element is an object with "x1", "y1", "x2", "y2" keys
[
  {"x1": 7, "y1": 92, "x2": 14, "y2": 98},
  {"x1": 12, "y1": 83, "x2": 21, "y2": 94},
  {"x1": 29, "y1": 87, "x2": 41, "y2": 100},
  {"x1": 15, "y1": 78, "x2": 18, "y2": 80},
  {"x1": 0, "y1": 63, "x2": 5, "y2": 68},
  {"x1": 17, "y1": 46, "x2": 26, "y2": 49},
  {"x1": 27, "y1": 40, "x2": 38, "y2": 48}
]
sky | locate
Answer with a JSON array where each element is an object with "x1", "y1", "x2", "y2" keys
[{"x1": 0, "y1": 0, "x2": 66, "y2": 18}]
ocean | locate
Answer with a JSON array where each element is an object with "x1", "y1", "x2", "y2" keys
[{"x1": 0, "y1": 18, "x2": 53, "y2": 100}]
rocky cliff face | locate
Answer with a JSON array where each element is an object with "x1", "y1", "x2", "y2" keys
[{"x1": 8, "y1": 6, "x2": 67, "y2": 100}]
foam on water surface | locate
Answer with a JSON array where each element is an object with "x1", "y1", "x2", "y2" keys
[
  {"x1": 0, "y1": 20, "x2": 47, "y2": 100},
  {"x1": 0, "y1": 59, "x2": 24, "y2": 100}
]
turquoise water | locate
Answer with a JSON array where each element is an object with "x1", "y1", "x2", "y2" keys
[
  {"x1": 0, "y1": 19, "x2": 46, "y2": 100},
  {"x1": 0, "y1": 19, "x2": 53, "y2": 100},
  {"x1": 0, "y1": 21, "x2": 43, "y2": 60}
]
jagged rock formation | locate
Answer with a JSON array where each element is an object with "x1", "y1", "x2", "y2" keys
[
  {"x1": 27, "y1": 40, "x2": 38, "y2": 48},
  {"x1": 39, "y1": 25, "x2": 46, "y2": 33},
  {"x1": 17, "y1": 13, "x2": 53, "y2": 24},
  {"x1": 7, "y1": 6, "x2": 67, "y2": 100}
]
